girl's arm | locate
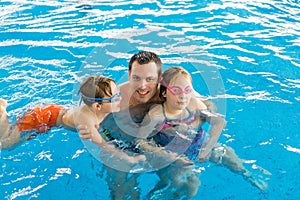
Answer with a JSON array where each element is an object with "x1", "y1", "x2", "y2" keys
[
  {"x1": 193, "y1": 90, "x2": 216, "y2": 113},
  {"x1": 137, "y1": 138, "x2": 182, "y2": 169},
  {"x1": 116, "y1": 104, "x2": 164, "y2": 139}
]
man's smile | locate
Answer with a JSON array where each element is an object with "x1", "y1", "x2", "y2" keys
[{"x1": 136, "y1": 89, "x2": 149, "y2": 96}]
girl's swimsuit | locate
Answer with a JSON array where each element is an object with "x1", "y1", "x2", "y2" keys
[{"x1": 153, "y1": 104, "x2": 205, "y2": 160}]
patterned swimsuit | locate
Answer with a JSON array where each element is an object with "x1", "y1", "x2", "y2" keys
[{"x1": 153, "y1": 104, "x2": 206, "y2": 160}]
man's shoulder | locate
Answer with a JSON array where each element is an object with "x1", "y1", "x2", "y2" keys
[
  {"x1": 119, "y1": 81, "x2": 130, "y2": 94},
  {"x1": 119, "y1": 81, "x2": 129, "y2": 89}
]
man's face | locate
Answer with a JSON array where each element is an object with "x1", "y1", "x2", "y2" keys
[{"x1": 128, "y1": 61, "x2": 159, "y2": 104}]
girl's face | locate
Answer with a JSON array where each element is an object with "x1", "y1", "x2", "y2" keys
[{"x1": 165, "y1": 74, "x2": 193, "y2": 111}]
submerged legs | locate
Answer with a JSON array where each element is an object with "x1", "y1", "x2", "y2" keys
[
  {"x1": 105, "y1": 166, "x2": 141, "y2": 200},
  {"x1": 149, "y1": 157, "x2": 201, "y2": 200},
  {"x1": 210, "y1": 144, "x2": 271, "y2": 190}
]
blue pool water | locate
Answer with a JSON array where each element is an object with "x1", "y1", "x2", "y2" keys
[{"x1": 1, "y1": 0, "x2": 300, "y2": 199}]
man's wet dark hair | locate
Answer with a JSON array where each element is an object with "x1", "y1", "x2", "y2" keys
[{"x1": 128, "y1": 51, "x2": 162, "y2": 77}]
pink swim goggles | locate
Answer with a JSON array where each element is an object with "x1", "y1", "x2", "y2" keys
[{"x1": 161, "y1": 79, "x2": 193, "y2": 96}]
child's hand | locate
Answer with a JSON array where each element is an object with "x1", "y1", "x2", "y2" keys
[
  {"x1": 78, "y1": 124, "x2": 103, "y2": 144},
  {"x1": 77, "y1": 124, "x2": 94, "y2": 141}
]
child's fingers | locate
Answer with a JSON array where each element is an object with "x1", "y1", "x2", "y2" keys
[
  {"x1": 79, "y1": 133, "x2": 92, "y2": 140},
  {"x1": 77, "y1": 124, "x2": 92, "y2": 136},
  {"x1": 77, "y1": 124, "x2": 88, "y2": 130}
]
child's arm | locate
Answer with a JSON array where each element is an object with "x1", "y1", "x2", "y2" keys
[
  {"x1": 98, "y1": 141, "x2": 146, "y2": 171},
  {"x1": 112, "y1": 104, "x2": 164, "y2": 139},
  {"x1": 196, "y1": 109, "x2": 226, "y2": 161},
  {"x1": 193, "y1": 90, "x2": 216, "y2": 113},
  {"x1": 77, "y1": 120, "x2": 146, "y2": 168},
  {"x1": 136, "y1": 138, "x2": 182, "y2": 169}
]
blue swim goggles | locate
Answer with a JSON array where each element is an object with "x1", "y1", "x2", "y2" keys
[{"x1": 81, "y1": 92, "x2": 121, "y2": 104}]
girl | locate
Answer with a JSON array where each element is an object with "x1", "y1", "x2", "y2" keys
[
  {"x1": 134, "y1": 67, "x2": 269, "y2": 198},
  {"x1": 135, "y1": 66, "x2": 225, "y2": 162}
]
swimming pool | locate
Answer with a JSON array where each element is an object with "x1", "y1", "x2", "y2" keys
[{"x1": 1, "y1": 0, "x2": 299, "y2": 199}]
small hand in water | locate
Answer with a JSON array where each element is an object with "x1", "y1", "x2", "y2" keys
[
  {"x1": 77, "y1": 124, "x2": 99, "y2": 142},
  {"x1": 177, "y1": 156, "x2": 194, "y2": 166}
]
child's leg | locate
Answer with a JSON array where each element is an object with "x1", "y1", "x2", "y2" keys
[
  {"x1": 0, "y1": 127, "x2": 21, "y2": 149},
  {"x1": 210, "y1": 144, "x2": 245, "y2": 171},
  {"x1": 209, "y1": 144, "x2": 271, "y2": 190},
  {"x1": 0, "y1": 99, "x2": 22, "y2": 149},
  {"x1": 104, "y1": 166, "x2": 140, "y2": 200},
  {"x1": 0, "y1": 98, "x2": 10, "y2": 139},
  {"x1": 149, "y1": 157, "x2": 201, "y2": 199}
]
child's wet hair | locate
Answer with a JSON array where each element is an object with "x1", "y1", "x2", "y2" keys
[
  {"x1": 79, "y1": 75, "x2": 115, "y2": 106},
  {"x1": 160, "y1": 67, "x2": 192, "y2": 100}
]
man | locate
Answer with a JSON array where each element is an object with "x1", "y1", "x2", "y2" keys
[{"x1": 101, "y1": 51, "x2": 164, "y2": 200}]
